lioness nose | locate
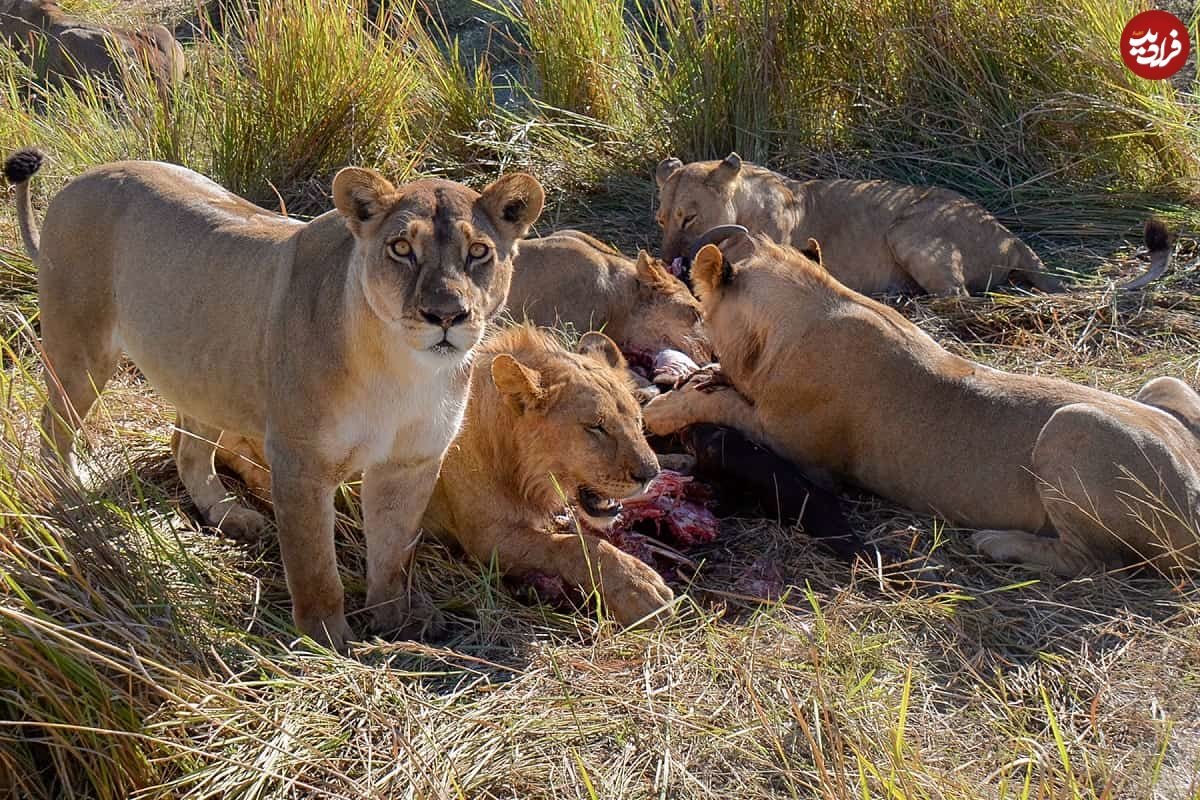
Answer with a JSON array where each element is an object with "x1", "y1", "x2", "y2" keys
[
  {"x1": 633, "y1": 461, "x2": 659, "y2": 484},
  {"x1": 420, "y1": 303, "x2": 470, "y2": 330}
]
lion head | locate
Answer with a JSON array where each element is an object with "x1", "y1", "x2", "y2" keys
[
  {"x1": 655, "y1": 152, "x2": 799, "y2": 270},
  {"x1": 685, "y1": 235, "x2": 834, "y2": 388},
  {"x1": 479, "y1": 326, "x2": 660, "y2": 528},
  {"x1": 654, "y1": 153, "x2": 747, "y2": 265},
  {"x1": 331, "y1": 168, "x2": 544, "y2": 366},
  {"x1": 626, "y1": 250, "x2": 711, "y2": 363}
]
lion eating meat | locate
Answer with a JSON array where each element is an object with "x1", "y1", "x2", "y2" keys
[
  {"x1": 643, "y1": 225, "x2": 1200, "y2": 575},
  {"x1": 506, "y1": 229, "x2": 712, "y2": 365}
]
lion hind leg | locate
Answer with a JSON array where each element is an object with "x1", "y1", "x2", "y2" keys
[
  {"x1": 38, "y1": 295, "x2": 121, "y2": 478},
  {"x1": 173, "y1": 414, "x2": 269, "y2": 542},
  {"x1": 885, "y1": 222, "x2": 969, "y2": 297}
]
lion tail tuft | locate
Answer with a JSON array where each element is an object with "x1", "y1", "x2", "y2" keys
[{"x1": 4, "y1": 148, "x2": 45, "y2": 260}]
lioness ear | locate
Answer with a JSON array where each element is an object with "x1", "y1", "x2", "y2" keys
[
  {"x1": 800, "y1": 237, "x2": 822, "y2": 266},
  {"x1": 491, "y1": 353, "x2": 544, "y2": 413},
  {"x1": 332, "y1": 167, "x2": 397, "y2": 233},
  {"x1": 479, "y1": 173, "x2": 545, "y2": 240},
  {"x1": 577, "y1": 332, "x2": 626, "y2": 370},
  {"x1": 712, "y1": 152, "x2": 742, "y2": 183},
  {"x1": 656, "y1": 157, "x2": 683, "y2": 188},
  {"x1": 634, "y1": 250, "x2": 667, "y2": 286},
  {"x1": 692, "y1": 243, "x2": 733, "y2": 293}
]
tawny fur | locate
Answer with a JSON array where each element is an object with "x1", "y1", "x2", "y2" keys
[
  {"x1": 644, "y1": 237, "x2": 1200, "y2": 575},
  {"x1": 507, "y1": 230, "x2": 711, "y2": 363},
  {"x1": 9, "y1": 148, "x2": 543, "y2": 649},
  {"x1": 0, "y1": 0, "x2": 185, "y2": 96},
  {"x1": 185, "y1": 325, "x2": 675, "y2": 626},
  {"x1": 655, "y1": 153, "x2": 1062, "y2": 296}
]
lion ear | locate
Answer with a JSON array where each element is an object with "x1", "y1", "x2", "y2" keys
[
  {"x1": 799, "y1": 237, "x2": 822, "y2": 266},
  {"x1": 491, "y1": 354, "x2": 544, "y2": 413},
  {"x1": 479, "y1": 173, "x2": 545, "y2": 241},
  {"x1": 692, "y1": 243, "x2": 734, "y2": 294},
  {"x1": 712, "y1": 152, "x2": 742, "y2": 184},
  {"x1": 577, "y1": 332, "x2": 626, "y2": 370},
  {"x1": 634, "y1": 250, "x2": 668, "y2": 286},
  {"x1": 656, "y1": 157, "x2": 683, "y2": 188},
  {"x1": 332, "y1": 167, "x2": 396, "y2": 233}
]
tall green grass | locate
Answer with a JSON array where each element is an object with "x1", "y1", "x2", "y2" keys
[
  {"x1": 195, "y1": 0, "x2": 426, "y2": 203},
  {"x1": 507, "y1": 0, "x2": 1199, "y2": 212}
]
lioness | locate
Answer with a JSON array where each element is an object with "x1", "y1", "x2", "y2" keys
[
  {"x1": 1, "y1": 0, "x2": 185, "y2": 96},
  {"x1": 6, "y1": 148, "x2": 544, "y2": 648},
  {"x1": 655, "y1": 153, "x2": 1063, "y2": 296},
  {"x1": 179, "y1": 325, "x2": 675, "y2": 626},
  {"x1": 643, "y1": 227, "x2": 1200, "y2": 575},
  {"x1": 506, "y1": 230, "x2": 711, "y2": 364}
]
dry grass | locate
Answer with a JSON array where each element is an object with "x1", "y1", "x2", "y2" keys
[{"x1": 1, "y1": 0, "x2": 1199, "y2": 797}]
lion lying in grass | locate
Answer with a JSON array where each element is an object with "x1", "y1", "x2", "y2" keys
[
  {"x1": 9, "y1": 148, "x2": 543, "y2": 649},
  {"x1": 507, "y1": 230, "x2": 711, "y2": 365},
  {"x1": 0, "y1": 0, "x2": 185, "y2": 96},
  {"x1": 643, "y1": 226, "x2": 1200, "y2": 575},
  {"x1": 180, "y1": 326, "x2": 675, "y2": 627},
  {"x1": 655, "y1": 153, "x2": 1063, "y2": 296}
]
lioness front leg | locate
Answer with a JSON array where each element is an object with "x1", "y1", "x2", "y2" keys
[
  {"x1": 643, "y1": 377, "x2": 762, "y2": 440},
  {"x1": 361, "y1": 456, "x2": 443, "y2": 637},
  {"x1": 459, "y1": 526, "x2": 675, "y2": 627},
  {"x1": 266, "y1": 449, "x2": 350, "y2": 650}
]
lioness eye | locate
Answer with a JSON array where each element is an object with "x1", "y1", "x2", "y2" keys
[
  {"x1": 468, "y1": 242, "x2": 490, "y2": 260},
  {"x1": 586, "y1": 422, "x2": 606, "y2": 436},
  {"x1": 388, "y1": 238, "x2": 412, "y2": 260}
]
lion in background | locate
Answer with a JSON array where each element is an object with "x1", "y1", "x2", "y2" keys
[
  {"x1": 183, "y1": 325, "x2": 675, "y2": 627},
  {"x1": 644, "y1": 226, "x2": 1200, "y2": 575},
  {"x1": 655, "y1": 153, "x2": 1063, "y2": 296},
  {"x1": 0, "y1": 0, "x2": 185, "y2": 96},
  {"x1": 507, "y1": 230, "x2": 711, "y2": 365}
]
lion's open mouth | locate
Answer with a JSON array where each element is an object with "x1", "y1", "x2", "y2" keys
[{"x1": 578, "y1": 488, "x2": 621, "y2": 519}]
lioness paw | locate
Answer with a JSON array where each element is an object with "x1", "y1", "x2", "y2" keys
[
  {"x1": 295, "y1": 611, "x2": 353, "y2": 653},
  {"x1": 972, "y1": 529, "x2": 1036, "y2": 564},
  {"x1": 213, "y1": 504, "x2": 270, "y2": 542},
  {"x1": 602, "y1": 555, "x2": 676, "y2": 627},
  {"x1": 369, "y1": 594, "x2": 445, "y2": 641}
]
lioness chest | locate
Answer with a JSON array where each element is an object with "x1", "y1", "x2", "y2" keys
[{"x1": 321, "y1": 362, "x2": 470, "y2": 474}]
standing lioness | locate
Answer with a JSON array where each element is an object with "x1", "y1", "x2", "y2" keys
[
  {"x1": 6, "y1": 148, "x2": 544, "y2": 649},
  {"x1": 656, "y1": 153, "x2": 1062, "y2": 295},
  {"x1": 644, "y1": 231, "x2": 1200, "y2": 575}
]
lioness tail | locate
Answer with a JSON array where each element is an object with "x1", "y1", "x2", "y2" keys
[
  {"x1": 4, "y1": 148, "x2": 44, "y2": 261},
  {"x1": 1121, "y1": 219, "x2": 1173, "y2": 291}
]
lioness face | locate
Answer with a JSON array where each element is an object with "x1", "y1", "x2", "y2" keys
[
  {"x1": 655, "y1": 155, "x2": 741, "y2": 265},
  {"x1": 492, "y1": 332, "x2": 660, "y2": 529},
  {"x1": 333, "y1": 169, "x2": 544, "y2": 364},
  {"x1": 629, "y1": 251, "x2": 712, "y2": 363}
]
